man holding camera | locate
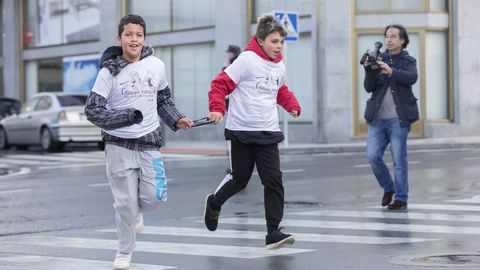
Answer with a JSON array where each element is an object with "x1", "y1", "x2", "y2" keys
[{"x1": 363, "y1": 24, "x2": 419, "y2": 210}]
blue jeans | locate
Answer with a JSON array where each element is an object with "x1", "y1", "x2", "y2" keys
[{"x1": 366, "y1": 118, "x2": 410, "y2": 203}]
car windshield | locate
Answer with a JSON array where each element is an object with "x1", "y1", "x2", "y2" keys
[{"x1": 57, "y1": 95, "x2": 87, "y2": 107}]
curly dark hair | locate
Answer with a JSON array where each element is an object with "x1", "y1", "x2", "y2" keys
[
  {"x1": 256, "y1": 14, "x2": 287, "y2": 40},
  {"x1": 118, "y1": 14, "x2": 146, "y2": 38}
]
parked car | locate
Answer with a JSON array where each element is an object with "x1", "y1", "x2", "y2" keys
[
  {"x1": 0, "y1": 97, "x2": 21, "y2": 120},
  {"x1": 0, "y1": 92, "x2": 103, "y2": 151}
]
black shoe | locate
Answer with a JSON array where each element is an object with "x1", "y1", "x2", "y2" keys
[
  {"x1": 204, "y1": 194, "x2": 220, "y2": 231},
  {"x1": 387, "y1": 200, "x2": 407, "y2": 210},
  {"x1": 265, "y1": 228, "x2": 295, "y2": 250},
  {"x1": 381, "y1": 191, "x2": 395, "y2": 207}
]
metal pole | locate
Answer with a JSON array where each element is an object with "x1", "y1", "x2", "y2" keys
[{"x1": 283, "y1": 43, "x2": 289, "y2": 148}]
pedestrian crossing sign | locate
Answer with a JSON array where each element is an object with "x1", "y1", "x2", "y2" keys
[{"x1": 274, "y1": 11, "x2": 299, "y2": 42}]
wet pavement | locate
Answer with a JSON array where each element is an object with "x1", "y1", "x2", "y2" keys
[{"x1": 2, "y1": 141, "x2": 480, "y2": 269}]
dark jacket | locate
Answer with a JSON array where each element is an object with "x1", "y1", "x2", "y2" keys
[{"x1": 363, "y1": 50, "x2": 419, "y2": 127}]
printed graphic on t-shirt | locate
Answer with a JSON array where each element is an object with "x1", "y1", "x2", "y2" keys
[
  {"x1": 118, "y1": 70, "x2": 157, "y2": 101},
  {"x1": 255, "y1": 70, "x2": 281, "y2": 96}
]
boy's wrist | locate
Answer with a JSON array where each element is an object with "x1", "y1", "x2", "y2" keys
[{"x1": 129, "y1": 109, "x2": 143, "y2": 124}]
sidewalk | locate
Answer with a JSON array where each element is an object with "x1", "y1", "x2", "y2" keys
[{"x1": 161, "y1": 136, "x2": 480, "y2": 156}]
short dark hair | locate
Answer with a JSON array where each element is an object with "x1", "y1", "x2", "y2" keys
[
  {"x1": 256, "y1": 14, "x2": 287, "y2": 40},
  {"x1": 118, "y1": 14, "x2": 146, "y2": 37},
  {"x1": 384, "y1": 24, "x2": 409, "y2": 49}
]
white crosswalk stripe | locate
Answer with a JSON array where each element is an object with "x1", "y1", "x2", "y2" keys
[
  {"x1": 102, "y1": 226, "x2": 435, "y2": 245},
  {"x1": 0, "y1": 151, "x2": 225, "y2": 171},
  {"x1": 0, "y1": 255, "x2": 175, "y2": 270},
  {"x1": 292, "y1": 209, "x2": 480, "y2": 222},
  {"x1": 220, "y1": 216, "x2": 480, "y2": 235},
  {"x1": 2, "y1": 235, "x2": 312, "y2": 259},
  {"x1": 3, "y1": 201, "x2": 480, "y2": 269}
]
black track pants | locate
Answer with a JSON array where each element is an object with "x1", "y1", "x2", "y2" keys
[{"x1": 214, "y1": 141, "x2": 284, "y2": 227}]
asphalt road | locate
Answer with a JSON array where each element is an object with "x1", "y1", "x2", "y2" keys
[{"x1": 1, "y1": 147, "x2": 480, "y2": 269}]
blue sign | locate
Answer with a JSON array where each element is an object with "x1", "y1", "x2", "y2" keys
[
  {"x1": 274, "y1": 11, "x2": 299, "y2": 42},
  {"x1": 63, "y1": 54, "x2": 100, "y2": 93}
]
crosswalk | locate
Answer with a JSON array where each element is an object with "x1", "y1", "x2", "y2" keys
[
  {"x1": 0, "y1": 151, "x2": 225, "y2": 172},
  {"x1": 1, "y1": 198, "x2": 480, "y2": 269}
]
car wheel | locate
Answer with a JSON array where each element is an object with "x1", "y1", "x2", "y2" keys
[
  {"x1": 40, "y1": 128, "x2": 59, "y2": 152},
  {"x1": 0, "y1": 127, "x2": 10, "y2": 150}
]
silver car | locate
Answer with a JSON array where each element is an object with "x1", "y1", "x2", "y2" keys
[{"x1": 0, "y1": 92, "x2": 103, "y2": 151}]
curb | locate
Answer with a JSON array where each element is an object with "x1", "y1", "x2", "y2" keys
[{"x1": 161, "y1": 140, "x2": 480, "y2": 156}]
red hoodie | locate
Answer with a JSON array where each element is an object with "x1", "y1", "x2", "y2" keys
[{"x1": 208, "y1": 36, "x2": 301, "y2": 117}]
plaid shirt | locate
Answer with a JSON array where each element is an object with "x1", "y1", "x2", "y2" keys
[{"x1": 85, "y1": 86, "x2": 185, "y2": 151}]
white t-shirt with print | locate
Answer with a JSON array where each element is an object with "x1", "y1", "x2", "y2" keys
[
  {"x1": 224, "y1": 51, "x2": 285, "y2": 131},
  {"x1": 91, "y1": 56, "x2": 167, "y2": 138}
]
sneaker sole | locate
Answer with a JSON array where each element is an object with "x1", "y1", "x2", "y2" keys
[
  {"x1": 113, "y1": 265, "x2": 130, "y2": 270},
  {"x1": 265, "y1": 235, "x2": 295, "y2": 250},
  {"x1": 387, "y1": 206, "x2": 408, "y2": 210},
  {"x1": 204, "y1": 194, "x2": 217, "y2": 231}
]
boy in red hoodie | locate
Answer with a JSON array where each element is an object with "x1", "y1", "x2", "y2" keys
[{"x1": 204, "y1": 14, "x2": 301, "y2": 250}]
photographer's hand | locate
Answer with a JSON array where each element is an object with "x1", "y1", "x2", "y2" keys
[{"x1": 377, "y1": 60, "x2": 393, "y2": 76}]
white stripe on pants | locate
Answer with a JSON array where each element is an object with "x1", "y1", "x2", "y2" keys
[{"x1": 105, "y1": 144, "x2": 166, "y2": 253}]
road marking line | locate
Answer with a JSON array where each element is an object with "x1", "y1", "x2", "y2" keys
[
  {"x1": 0, "y1": 255, "x2": 175, "y2": 270},
  {"x1": 5, "y1": 236, "x2": 312, "y2": 259},
  {"x1": 220, "y1": 217, "x2": 480, "y2": 235},
  {"x1": 0, "y1": 188, "x2": 32, "y2": 195},
  {"x1": 462, "y1": 156, "x2": 480, "y2": 161},
  {"x1": 0, "y1": 167, "x2": 31, "y2": 179},
  {"x1": 88, "y1": 183, "x2": 109, "y2": 188},
  {"x1": 101, "y1": 226, "x2": 435, "y2": 244},
  {"x1": 253, "y1": 168, "x2": 304, "y2": 176},
  {"x1": 38, "y1": 163, "x2": 105, "y2": 170},
  {"x1": 5, "y1": 154, "x2": 104, "y2": 162},
  {"x1": 399, "y1": 203, "x2": 480, "y2": 212},
  {"x1": 353, "y1": 160, "x2": 420, "y2": 168},
  {"x1": 447, "y1": 195, "x2": 480, "y2": 204},
  {"x1": 292, "y1": 209, "x2": 480, "y2": 222},
  {"x1": 0, "y1": 159, "x2": 58, "y2": 165}
]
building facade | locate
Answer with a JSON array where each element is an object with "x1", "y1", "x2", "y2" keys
[{"x1": 1, "y1": 0, "x2": 479, "y2": 143}]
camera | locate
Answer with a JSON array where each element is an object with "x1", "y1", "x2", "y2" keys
[{"x1": 360, "y1": 42, "x2": 383, "y2": 75}]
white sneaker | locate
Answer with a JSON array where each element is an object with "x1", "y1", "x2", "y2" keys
[
  {"x1": 113, "y1": 252, "x2": 132, "y2": 269},
  {"x1": 135, "y1": 212, "x2": 144, "y2": 234}
]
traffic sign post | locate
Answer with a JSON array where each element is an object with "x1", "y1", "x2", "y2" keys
[{"x1": 273, "y1": 11, "x2": 299, "y2": 147}]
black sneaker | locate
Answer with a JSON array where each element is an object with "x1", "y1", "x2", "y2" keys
[
  {"x1": 387, "y1": 200, "x2": 407, "y2": 210},
  {"x1": 204, "y1": 194, "x2": 220, "y2": 231},
  {"x1": 381, "y1": 191, "x2": 394, "y2": 207},
  {"x1": 265, "y1": 228, "x2": 295, "y2": 250}
]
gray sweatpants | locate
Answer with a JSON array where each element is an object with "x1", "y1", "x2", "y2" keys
[{"x1": 105, "y1": 144, "x2": 167, "y2": 253}]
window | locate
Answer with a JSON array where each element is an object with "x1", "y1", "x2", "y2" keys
[
  {"x1": 0, "y1": 0, "x2": 3, "y2": 55},
  {"x1": 425, "y1": 31, "x2": 449, "y2": 119},
  {"x1": 57, "y1": 95, "x2": 87, "y2": 106},
  {"x1": 356, "y1": 0, "x2": 447, "y2": 12},
  {"x1": 171, "y1": 43, "x2": 215, "y2": 119},
  {"x1": 127, "y1": 0, "x2": 214, "y2": 33},
  {"x1": 23, "y1": 0, "x2": 100, "y2": 48},
  {"x1": 25, "y1": 58, "x2": 63, "y2": 99},
  {"x1": 154, "y1": 47, "x2": 173, "y2": 90},
  {"x1": 282, "y1": 34, "x2": 313, "y2": 122},
  {"x1": 172, "y1": 0, "x2": 214, "y2": 30},
  {"x1": 254, "y1": 0, "x2": 314, "y2": 18},
  {"x1": 127, "y1": 0, "x2": 171, "y2": 33},
  {"x1": 36, "y1": 96, "x2": 52, "y2": 110},
  {"x1": 22, "y1": 97, "x2": 39, "y2": 113}
]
